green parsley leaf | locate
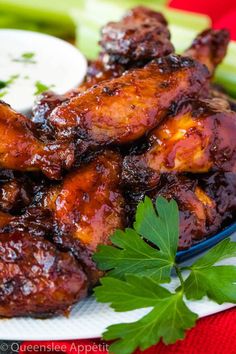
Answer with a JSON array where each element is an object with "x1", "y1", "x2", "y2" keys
[
  {"x1": 0, "y1": 81, "x2": 7, "y2": 90},
  {"x1": 34, "y1": 81, "x2": 54, "y2": 96},
  {"x1": 134, "y1": 196, "x2": 179, "y2": 259},
  {"x1": 22, "y1": 52, "x2": 35, "y2": 60},
  {"x1": 184, "y1": 266, "x2": 236, "y2": 304},
  {"x1": 94, "y1": 229, "x2": 173, "y2": 282},
  {"x1": 95, "y1": 275, "x2": 171, "y2": 311},
  {"x1": 6, "y1": 74, "x2": 19, "y2": 85},
  {"x1": 186, "y1": 238, "x2": 236, "y2": 269},
  {"x1": 0, "y1": 75, "x2": 19, "y2": 98},
  {"x1": 184, "y1": 239, "x2": 236, "y2": 303},
  {"x1": 13, "y1": 52, "x2": 36, "y2": 64},
  {"x1": 0, "y1": 90, "x2": 8, "y2": 98},
  {"x1": 103, "y1": 290, "x2": 197, "y2": 354},
  {"x1": 0, "y1": 75, "x2": 19, "y2": 89}
]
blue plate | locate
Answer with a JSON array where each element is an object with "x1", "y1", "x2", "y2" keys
[{"x1": 176, "y1": 221, "x2": 236, "y2": 262}]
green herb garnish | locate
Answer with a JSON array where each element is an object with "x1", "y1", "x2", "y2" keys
[
  {"x1": 13, "y1": 52, "x2": 36, "y2": 64},
  {"x1": 0, "y1": 74, "x2": 19, "y2": 98},
  {"x1": 0, "y1": 90, "x2": 8, "y2": 98},
  {"x1": 0, "y1": 81, "x2": 7, "y2": 90},
  {"x1": 94, "y1": 196, "x2": 236, "y2": 354},
  {"x1": 34, "y1": 81, "x2": 54, "y2": 96}
]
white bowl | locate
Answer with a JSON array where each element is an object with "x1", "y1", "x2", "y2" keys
[{"x1": 0, "y1": 29, "x2": 87, "y2": 113}]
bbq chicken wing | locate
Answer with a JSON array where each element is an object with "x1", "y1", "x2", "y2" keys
[
  {"x1": 0, "y1": 102, "x2": 74, "y2": 179},
  {"x1": 149, "y1": 175, "x2": 221, "y2": 249},
  {"x1": 80, "y1": 6, "x2": 173, "y2": 92},
  {"x1": 35, "y1": 151, "x2": 124, "y2": 284},
  {"x1": 100, "y1": 6, "x2": 174, "y2": 66},
  {"x1": 0, "y1": 231, "x2": 87, "y2": 317},
  {"x1": 125, "y1": 174, "x2": 221, "y2": 249},
  {"x1": 49, "y1": 55, "x2": 209, "y2": 148},
  {"x1": 123, "y1": 99, "x2": 236, "y2": 188},
  {"x1": 184, "y1": 28, "x2": 230, "y2": 76}
]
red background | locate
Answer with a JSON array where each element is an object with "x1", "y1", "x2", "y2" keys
[
  {"x1": 19, "y1": 0, "x2": 236, "y2": 353},
  {"x1": 169, "y1": 0, "x2": 236, "y2": 40}
]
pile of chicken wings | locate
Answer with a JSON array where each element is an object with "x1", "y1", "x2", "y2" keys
[{"x1": 0, "y1": 6, "x2": 236, "y2": 317}]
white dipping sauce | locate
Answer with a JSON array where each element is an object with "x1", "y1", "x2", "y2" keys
[{"x1": 0, "y1": 29, "x2": 87, "y2": 113}]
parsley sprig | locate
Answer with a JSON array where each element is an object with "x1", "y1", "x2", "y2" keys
[
  {"x1": 13, "y1": 52, "x2": 36, "y2": 64},
  {"x1": 0, "y1": 74, "x2": 19, "y2": 98},
  {"x1": 34, "y1": 81, "x2": 55, "y2": 95},
  {"x1": 93, "y1": 196, "x2": 236, "y2": 354}
]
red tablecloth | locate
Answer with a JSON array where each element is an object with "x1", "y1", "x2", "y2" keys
[
  {"x1": 19, "y1": 1, "x2": 236, "y2": 353},
  {"x1": 19, "y1": 308, "x2": 236, "y2": 354}
]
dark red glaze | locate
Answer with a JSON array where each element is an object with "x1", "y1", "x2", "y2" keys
[
  {"x1": 125, "y1": 174, "x2": 222, "y2": 250},
  {"x1": 0, "y1": 102, "x2": 74, "y2": 179},
  {"x1": 100, "y1": 6, "x2": 174, "y2": 66},
  {"x1": 49, "y1": 55, "x2": 209, "y2": 146},
  {"x1": 123, "y1": 99, "x2": 236, "y2": 188},
  {"x1": 0, "y1": 231, "x2": 87, "y2": 317},
  {"x1": 184, "y1": 28, "x2": 230, "y2": 76},
  {"x1": 33, "y1": 151, "x2": 125, "y2": 285}
]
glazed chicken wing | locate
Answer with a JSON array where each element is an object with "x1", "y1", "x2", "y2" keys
[
  {"x1": 49, "y1": 55, "x2": 209, "y2": 147},
  {"x1": 123, "y1": 99, "x2": 236, "y2": 188},
  {"x1": 0, "y1": 231, "x2": 87, "y2": 317},
  {"x1": 184, "y1": 28, "x2": 230, "y2": 76},
  {"x1": 35, "y1": 151, "x2": 124, "y2": 284},
  {"x1": 125, "y1": 174, "x2": 221, "y2": 249},
  {"x1": 0, "y1": 102, "x2": 74, "y2": 179},
  {"x1": 149, "y1": 175, "x2": 221, "y2": 249},
  {"x1": 32, "y1": 7, "x2": 173, "y2": 110},
  {"x1": 100, "y1": 6, "x2": 174, "y2": 66},
  {"x1": 79, "y1": 6, "x2": 173, "y2": 92}
]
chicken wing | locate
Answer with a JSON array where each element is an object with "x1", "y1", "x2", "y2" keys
[
  {"x1": 0, "y1": 231, "x2": 87, "y2": 317},
  {"x1": 33, "y1": 151, "x2": 125, "y2": 284},
  {"x1": 184, "y1": 28, "x2": 230, "y2": 76},
  {"x1": 123, "y1": 99, "x2": 236, "y2": 188},
  {"x1": 125, "y1": 174, "x2": 221, "y2": 249},
  {"x1": 80, "y1": 6, "x2": 173, "y2": 92},
  {"x1": 150, "y1": 175, "x2": 221, "y2": 249},
  {"x1": 49, "y1": 55, "x2": 209, "y2": 148},
  {"x1": 100, "y1": 6, "x2": 174, "y2": 66},
  {"x1": 0, "y1": 102, "x2": 74, "y2": 179}
]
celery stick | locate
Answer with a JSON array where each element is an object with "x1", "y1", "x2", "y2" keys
[
  {"x1": 0, "y1": 0, "x2": 85, "y2": 39},
  {"x1": 0, "y1": 0, "x2": 84, "y2": 27},
  {"x1": 0, "y1": 13, "x2": 74, "y2": 38},
  {"x1": 83, "y1": 0, "x2": 210, "y2": 30},
  {"x1": 170, "y1": 24, "x2": 203, "y2": 53},
  {"x1": 75, "y1": 13, "x2": 101, "y2": 59},
  {"x1": 215, "y1": 42, "x2": 236, "y2": 97}
]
